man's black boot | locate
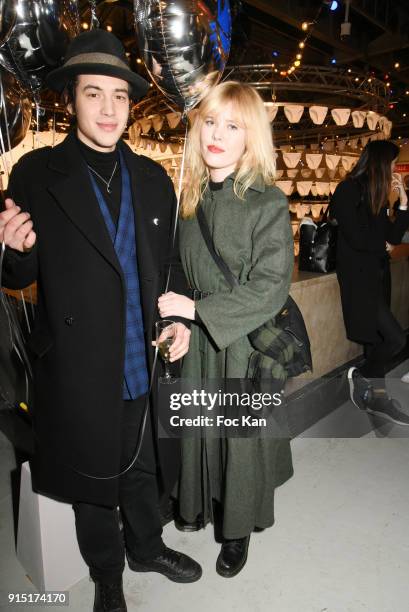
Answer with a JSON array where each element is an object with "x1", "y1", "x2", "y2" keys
[
  {"x1": 127, "y1": 546, "x2": 202, "y2": 583},
  {"x1": 93, "y1": 579, "x2": 127, "y2": 612}
]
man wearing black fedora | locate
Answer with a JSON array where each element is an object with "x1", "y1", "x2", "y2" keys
[{"x1": 0, "y1": 29, "x2": 201, "y2": 612}]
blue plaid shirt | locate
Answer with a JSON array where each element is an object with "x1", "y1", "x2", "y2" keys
[{"x1": 89, "y1": 151, "x2": 149, "y2": 399}]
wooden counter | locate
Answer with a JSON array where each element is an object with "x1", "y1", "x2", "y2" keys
[{"x1": 2, "y1": 258, "x2": 408, "y2": 380}]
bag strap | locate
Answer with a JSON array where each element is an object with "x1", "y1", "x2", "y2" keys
[{"x1": 196, "y1": 205, "x2": 238, "y2": 289}]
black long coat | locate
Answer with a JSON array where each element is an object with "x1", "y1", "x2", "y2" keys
[
  {"x1": 3, "y1": 131, "x2": 187, "y2": 505},
  {"x1": 329, "y1": 178, "x2": 409, "y2": 344}
]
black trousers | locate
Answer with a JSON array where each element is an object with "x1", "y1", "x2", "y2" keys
[
  {"x1": 72, "y1": 395, "x2": 165, "y2": 584},
  {"x1": 360, "y1": 297, "x2": 406, "y2": 384}
]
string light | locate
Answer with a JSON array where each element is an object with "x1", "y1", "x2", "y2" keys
[
  {"x1": 81, "y1": 22, "x2": 88, "y2": 29},
  {"x1": 394, "y1": 62, "x2": 400, "y2": 69},
  {"x1": 284, "y1": 5, "x2": 324, "y2": 76},
  {"x1": 106, "y1": 24, "x2": 112, "y2": 32}
]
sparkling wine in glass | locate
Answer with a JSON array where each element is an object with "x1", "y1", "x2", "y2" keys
[{"x1": 155, "y1": 320, "x2": 176, "y2": 384}]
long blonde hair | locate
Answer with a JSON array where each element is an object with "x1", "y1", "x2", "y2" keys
[{"x1": 180, "y1": 81, "x2": 276, "y2": 219}]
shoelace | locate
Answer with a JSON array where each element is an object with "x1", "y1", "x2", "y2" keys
[{"x1": 156, "y1": 547, "x2": 181, "y2": 568}]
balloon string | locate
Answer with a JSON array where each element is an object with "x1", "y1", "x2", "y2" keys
[
  {"x1": 34, "y1": 95, "x2": 41, "y2": 149},
  {"x1": 89, "y1": 1, "x2": 99, "y2": 29},
  {"x1": 165, "y1": 114, "x2": 188, "y2": 292},
  {"x1": 52, "y1": 111, "x2": 56, "y2": 147},
  {"x1": 0, "y1": 74, "x2": 13, "y2": 175}
]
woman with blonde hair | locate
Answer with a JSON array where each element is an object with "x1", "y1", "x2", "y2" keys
[{"x1": 158, "y1": 81, "x2": 294, "y2": 576}]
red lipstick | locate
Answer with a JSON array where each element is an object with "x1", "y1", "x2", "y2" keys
[{"x1": 207, "y1": 145, "x2": 225, "y2": 153}]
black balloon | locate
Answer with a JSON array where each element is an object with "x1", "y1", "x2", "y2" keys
[
  {"x1": 0, "y1": 69, "x2": 31, "y2": 151},
  {"x1": 0, "y1": 0, "x2": 79, "y2": 93}
]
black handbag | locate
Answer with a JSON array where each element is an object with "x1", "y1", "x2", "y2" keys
[
  {"x1": 298, "y1": 207, "x2": 338, "y2": 274},
  {"x1": 196, "y1": 206, "x2": 312, "y2": 378}
]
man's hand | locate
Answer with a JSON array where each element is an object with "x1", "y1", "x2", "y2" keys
[
  {"x1": 0, "y1": 198, "x2": 36, "y2": 252},
  {"x1": 158, "y1": 291, "x2": 195, "y2": 320},
  {"x1": 152, "y1": 322, "x2": 191, "y2": 362}
]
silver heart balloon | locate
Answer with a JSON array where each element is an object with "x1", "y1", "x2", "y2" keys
[
  {"x1": 0, "y1": 70, "x2": 31, "y2": 152},
  {"x1": 134, "y1": 0, "x2": 232, "y2": 112},
  {"x1": 0, "y1": 0, "x2": 79, "y2": 94}
]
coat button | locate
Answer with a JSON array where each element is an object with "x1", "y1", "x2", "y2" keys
[{"x1": 65, "y1": 316, "x2": 74, "y2": 326}]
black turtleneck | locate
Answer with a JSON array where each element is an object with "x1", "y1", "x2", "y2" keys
[
  {"x1": 76, "y1": 136, "x2": 122, "y2": 227},
  {"x1": 209, "y1": 180, "x2": 224, "y2": 191}
]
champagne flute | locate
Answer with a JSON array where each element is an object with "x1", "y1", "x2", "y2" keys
[{"x1": 155, "y1": 320, "x2": 176, "y2": 384}]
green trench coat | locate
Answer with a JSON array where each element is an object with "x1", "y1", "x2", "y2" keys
[{"x1": 177, "y1": 175, "x2": 294, "y2": 539}]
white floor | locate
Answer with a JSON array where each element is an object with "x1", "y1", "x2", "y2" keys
[{"x1": 1, "y1": 361, "x2": 409, "y2": 612}]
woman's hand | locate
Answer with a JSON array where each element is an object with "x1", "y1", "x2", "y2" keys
[
  {"x1": 152, "y1": 322, "x2": 191, "y2": 362},
  {"x1": 392, "y1": 173, "x2": 408, "y2": 208},
  {"x1": 158, "y1": 292, "x2": 195, "y2": 320}
]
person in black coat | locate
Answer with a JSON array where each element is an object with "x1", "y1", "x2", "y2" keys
[
  {"x1": 329, "y1": 140, "x2": 409, "y2": 426},
  {"x1": 0, "y1": 29, "x2": 201, "y2": 612}
]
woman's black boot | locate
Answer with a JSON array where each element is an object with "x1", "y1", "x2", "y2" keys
[{"x1": 216, "y1": 535, "x2": 250, "y2": 577}]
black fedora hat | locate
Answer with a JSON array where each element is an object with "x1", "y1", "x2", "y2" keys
[{"x1": 46, "y1": 29, "x2": 149, "y2": 100}]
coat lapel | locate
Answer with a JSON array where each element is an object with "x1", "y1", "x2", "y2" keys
[
  {"x1": 47, "y1": 132, "x2": 123, "y2": 278},
  {"x1": 119, "y1": 141, "x2": 156, "y2": 282}
]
